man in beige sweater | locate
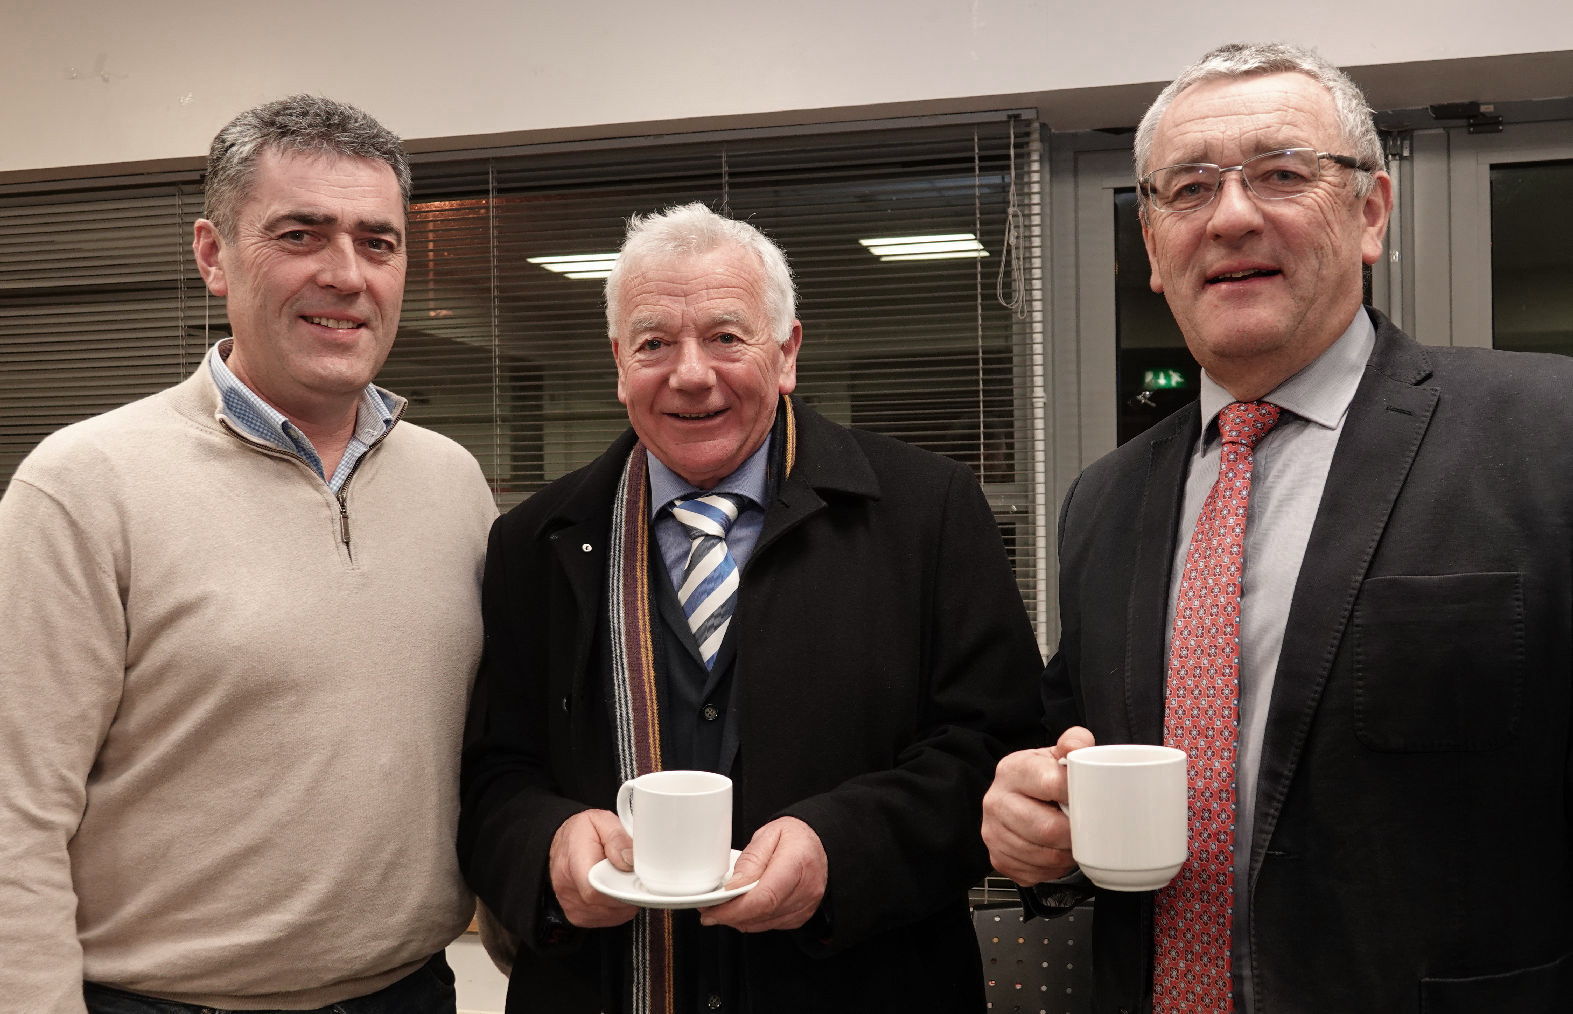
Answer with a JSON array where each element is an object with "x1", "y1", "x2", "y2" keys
[{"x1": 0, "y1": 96, "x2": 496, "y2": 1012}]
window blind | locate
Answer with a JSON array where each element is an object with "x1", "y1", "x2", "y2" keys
[
  {"x1": 0, "y1": 180, "x2": 207, "y2": 481},
  {"x1": 0, "y1": 115, "x2": 1046, "y2": 636}
]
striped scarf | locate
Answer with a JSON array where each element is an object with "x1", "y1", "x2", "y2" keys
[{"x1": 606, "y1": 397, "x2": 796, "y2": 1014}]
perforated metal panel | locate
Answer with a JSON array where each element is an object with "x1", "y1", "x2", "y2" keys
[{"x1": 974, "y1": 900, "x2": 1095, "y2": 1014}]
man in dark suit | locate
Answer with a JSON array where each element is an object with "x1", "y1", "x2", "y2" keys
[
  {"x1": 982, "y1": 42, "x2": 1573, "y2": 1013},
  {"x1": 460, "y1": 202, "x2": 1041, "y2": 1014}
]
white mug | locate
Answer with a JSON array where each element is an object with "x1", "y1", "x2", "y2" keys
[
  {"x1": 615, "y1": 770, "x2": 732, "y2": 896},
  {"x1": 1063, "y1": 744, "x2": 1187, "y2": 892}
]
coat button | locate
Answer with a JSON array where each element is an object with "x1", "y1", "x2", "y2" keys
[
  {"x1": 581, "y1": 543, "x2": 592, "y2": 552},
  {"x1": 706, "y1": 995, "x2": 722, "y2": 1010},
  {"x1": 561, "y1": 696, "x2": 570, "y2": 712},
  {"x1": 701, "y1": 703, "x2": 720, "y2": 722}
]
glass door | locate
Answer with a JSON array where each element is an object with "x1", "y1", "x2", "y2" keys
[
  {"x1": 1488, "y1": 157, "x2": 1573, "y2": 354},
  {"x1": 1424, "y1": 120, "x2": 1573, "y2": 351}
]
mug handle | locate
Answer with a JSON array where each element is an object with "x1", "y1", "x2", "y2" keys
[{"x1": 615, "y1": 779, "x2": 637, "y2": 838}]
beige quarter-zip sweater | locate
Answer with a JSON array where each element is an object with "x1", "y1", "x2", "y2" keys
[{"x1": 0, "y1": 350, "x2": 497, "y2": 1011}]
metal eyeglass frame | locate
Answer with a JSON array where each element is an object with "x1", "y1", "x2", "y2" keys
[{"x1": 1139, "y1": 148, "x2": 1375, "y2": 214}]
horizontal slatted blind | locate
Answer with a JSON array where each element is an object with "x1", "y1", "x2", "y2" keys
[
  {"x1": 394, "y1": 117, "x2": 1045, "y2": 627},
  {"x1": 0, "y1": 115, "x2": 1045, "y2": 636},
  {"x1": 0, "y1": 181, "x2": 208, "y2": 481}
]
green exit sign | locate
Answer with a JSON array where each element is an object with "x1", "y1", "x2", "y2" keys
[{"x1": 1143, "y1": 369, "x2": 1188, "y2": 390}]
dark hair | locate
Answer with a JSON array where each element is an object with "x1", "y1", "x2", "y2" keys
[{"x1": 203, "y1": 94, "x2": 410, "y2": 239}]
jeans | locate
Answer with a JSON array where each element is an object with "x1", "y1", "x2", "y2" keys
[{"x1": 83, "y1": 953, "x2": 457, "y2": 1014}]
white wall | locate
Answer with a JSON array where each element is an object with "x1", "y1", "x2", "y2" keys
[{"x1": 4, "y1": 0, "x2": 1571, "y2": 177}]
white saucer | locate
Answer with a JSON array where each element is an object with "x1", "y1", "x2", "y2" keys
[{"x1": 589, "y1": 849, "x2": 757, "y2": 909}]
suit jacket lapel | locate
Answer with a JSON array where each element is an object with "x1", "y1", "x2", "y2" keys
[
  {"x1": 1249, "y1": 314, "x2": 1437, "y2": 876},
  {"x1": 1125, "y1": 411, "x2": 1198, "y2": 744}
]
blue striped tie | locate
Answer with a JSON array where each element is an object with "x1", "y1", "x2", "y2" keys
[{"x1": 669, "y1": 493, "x2": 743, "y2": 669}]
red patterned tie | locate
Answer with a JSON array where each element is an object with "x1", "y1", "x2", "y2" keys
[{"x1": 1152, "y1": 400, "x2": 1281, "y2": 1013}]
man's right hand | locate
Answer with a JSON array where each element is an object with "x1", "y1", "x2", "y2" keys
[
  {"x1": 549, "y1": 809, "x2": 639, "y2": 928},
  {"x1": 981, "y1": 726, "x2": 1096, "y2": 886}
]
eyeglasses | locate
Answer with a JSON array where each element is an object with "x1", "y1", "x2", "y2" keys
[{"x1": 1140, "y1": 147, "x2": 1375, "y2": 214}]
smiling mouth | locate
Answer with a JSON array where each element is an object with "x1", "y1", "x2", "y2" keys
[
  {"x1": 1207, "y1": 268, "x2": 1280, "y2": 285},
  {"x1": 303, "y1": 315, "x2": 364, "y2": 329},
  {"x1": 669, "y1": 410, "x2": 724, "y2": 421}
]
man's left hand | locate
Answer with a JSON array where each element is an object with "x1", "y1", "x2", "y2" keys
[{"x1": 698, "y1": 816, "x2": 827, "y2": 933}]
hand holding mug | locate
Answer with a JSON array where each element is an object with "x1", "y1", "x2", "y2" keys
[
  {"x1": 549, "y1": 809, "x2": 638, "y2": 928},
  {"x1": 983, "y1": 726, "x2": 1095, "y2": 885},
  {"x1": 699, "y1": 815, "x2": 826, "y2": 932}
]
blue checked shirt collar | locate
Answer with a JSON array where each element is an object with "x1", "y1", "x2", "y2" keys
[{"x1": 208, "y1": 337, "x2": 398, "y2": 492}]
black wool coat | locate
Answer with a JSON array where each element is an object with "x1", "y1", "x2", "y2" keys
[{"x1": 460, "y1": 399, "x2": 1044, "y2": 1013}]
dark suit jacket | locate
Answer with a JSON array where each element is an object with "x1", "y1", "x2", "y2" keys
[
  {"x1": 1044, "y1": 310, "x2": 1573, "y2": 1013},
  {"x1": 460, "y1": 400, "x2": 1042, "y2": 1013}
]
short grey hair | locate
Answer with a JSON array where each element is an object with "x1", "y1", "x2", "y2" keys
[
  {"x1": 1134, "y1": 42, "x2": 1383, "y2": 201},
  {"x1": 203, "y1": 94, "x2": 411, "y2": 240},
  {"x1": 604, "y1": 202, "x2": 797, "y2": 346}
]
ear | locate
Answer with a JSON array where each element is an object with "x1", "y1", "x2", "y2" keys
[
  {"x1": 1359, "y1": 171, "x2": 1395, "y2": 267},
  {"x1": 1141, "y1": 218, "x2": 1165, "y2": 294},
  {"x1": 776, "y1": 321, "x2": 803, "y2": 395},
  {"x1": 192, "y1": 219, "x2": 230, "y2": 297}
]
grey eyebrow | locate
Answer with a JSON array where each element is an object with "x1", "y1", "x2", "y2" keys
[
  {"x1": 627, "y1": 313, "x2": 669, "y2": 334},
  {"x1": 704, "y1": 311, "x2": 748, "y2": 330},
  {"x1": 624, "y1": 309, "x2": 753, "y2": 337}
]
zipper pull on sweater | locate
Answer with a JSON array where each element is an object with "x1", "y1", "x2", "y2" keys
[{"x1": 336, "y1": 493, "x2": 352, "y2": 558}]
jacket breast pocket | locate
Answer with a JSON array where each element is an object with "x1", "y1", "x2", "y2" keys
[
  {"x1": 1419, "y1": 948, "x2": 1573, "y2": 1013},
  {"x1": 1351, "y1": 572, "x2": 1524, "y2": 752}
]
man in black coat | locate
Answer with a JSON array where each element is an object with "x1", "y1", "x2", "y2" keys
[
  {"x1": 461, "y1": 202, "x2": 1042, "y2": 1014},
  {"x1": 983, "y1": 42, "x2": 1573, "y2": 1013}
]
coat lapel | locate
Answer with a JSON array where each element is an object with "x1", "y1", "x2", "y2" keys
[
  {"x1": 1124, "y1": 411, "x2": 1198, "y2": 744},
  {"x1": 551, "y1": 514, "x2": 609, "y2": 688},
  {"x1": 1249, "y1": 314, "x2": 1437, "y2": 874},
  {"x1": 754, "y1": 399, "x2": 880, "y2": 560},
  {"x1": 540, "y1": 430, "x2": 636, "y2": 705}
]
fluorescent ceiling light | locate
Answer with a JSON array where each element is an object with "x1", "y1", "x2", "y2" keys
[
  {"x1": 858, "y1": 233, "x2": 988, "y2": 261},
  {"x1": 528, "y1": 252, "x2": 620, "y2": 280}
]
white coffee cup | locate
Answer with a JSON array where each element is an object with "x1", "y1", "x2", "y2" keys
[
  {"x1": 1063, "y1": 744, "x2": 1187, "y2": 892},
  {"x1": 615, "y1": 770, "x2": 732, "y2": 896}
]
